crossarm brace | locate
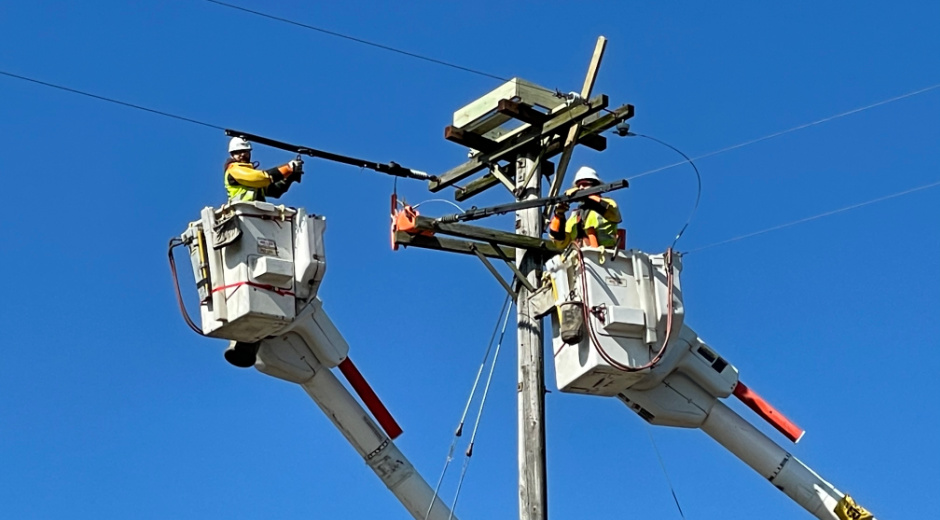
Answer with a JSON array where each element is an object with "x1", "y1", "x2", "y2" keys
[{"x1": 470, "y1": 244, "x2": 517, "y2": 301}]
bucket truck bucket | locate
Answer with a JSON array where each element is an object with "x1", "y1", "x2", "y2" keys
[
  {"x1": 545, "y1": 247, "x2": 685, "y2": 395},
  {"x1": 180, "y1": 201, "x2": 327, "y2": 344}
]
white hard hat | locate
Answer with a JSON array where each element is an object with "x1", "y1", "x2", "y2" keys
[
  {"x1": 573, "y1": 166, "x2": 601, "y2": 186},
  {"x1": 228, "y1": 137, "x2": 252, "y2": 154}
]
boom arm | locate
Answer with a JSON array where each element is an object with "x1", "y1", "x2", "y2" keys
[
  {"x1": 177, "y1": 201, "x2": 457, "y2": 520},
  {"x1": 254, "y1": 301, "x2": 456, "y2": 520},
  {"x1": 543, "y1": 247, "x2": 875, "y2": 520},
  {"x1": 615, "y1": 328, "x2": 859, "y2": 519}
]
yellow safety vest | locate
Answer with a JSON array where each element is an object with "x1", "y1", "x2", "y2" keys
[
  {"x1": 565, "y1": 199, "x2": 620, "y2": 247},
  {"x1": 224, "y1": 162, "x2": 269, "y2": 202}
]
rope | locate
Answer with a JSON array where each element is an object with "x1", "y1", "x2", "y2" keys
[
  {"x1": 447, "y1": 298, "x2": 515, "y2": 520},
  {"x1": 425, "y1": 295, "x2": 512, "y2": 520},
  {"x1": 646, "y1": 425, "x2": 686, "y2": 519},
  {"x1": 684, "y1": 179, "x2": 940, "y2": 254}
]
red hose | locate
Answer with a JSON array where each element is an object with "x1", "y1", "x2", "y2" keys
[{"x1": 576, "y1": 246, "x2": 675, "y2": 372}]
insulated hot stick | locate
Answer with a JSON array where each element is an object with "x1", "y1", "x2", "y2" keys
[
  {"x1": 437, "y1": 179, "x2": 629, "y2": 223},
  {"x1": 225, "y1": 129, "x2": 437, "y2": 182}
]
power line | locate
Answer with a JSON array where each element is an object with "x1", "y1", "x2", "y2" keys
[
  {"x1": 203, "y1": 1, "x2": 580, "y2": 103},
  {"x1": 4, "y1": 66, "x2": 939, "y2": 246},
  {"x1": 0, "y1": 69, "x2": 225, "y2": 131},
  {"x1": 684, "y1": 179, "x2": 940, "y2": 254},
  {"x1": 199, "y1": 1, "x2": 579, "y2": 104},
  {"x1": 627, "y1": 132, "x2": 702, "y2": 249},
  {"x1": 204, "y1": 0, "x2": 940, "y2": 170},
  {"x1": 628, "y1": 83, "x2": 940, "y2": 183},
  {"x1": 205, "y1": 0, "x2": 509, "y2": 83}
]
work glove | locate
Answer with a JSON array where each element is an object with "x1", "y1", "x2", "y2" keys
[
  {"x1": 563, "y1": 186, "x2": 581, "y2": 197},
  {"x1": 289, "y1": 158, "x2": 304, "y2": 175},
  {"x1": 554, "y1": 201, "x2": 569, "y2": 214}
]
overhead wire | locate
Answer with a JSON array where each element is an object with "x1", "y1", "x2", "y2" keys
[
  {"x1": 204, "y1": 0, "x2": 940, "y2": 176},
  {"x1": 426, "y1": 295, "x2": 512, "y2": 520},
  {"x1": 628, "y1": 83, "x2": 940, "y2": 183},
  {"x1": 4, "y1": 64, "x2": 938, "y2": 204},
  {"x1": 203, "y1": 0, "x2": 580, "y2": 102},
  {"x1": 3, "y1": 25, "x2": 938, "y2": 262},
  {"x1": 0, "y1": 69, "x2": 225, "y2": 130},
  {"x1": 683, "y1": 179, "x2": 940, "y2": 254},
  {"x1": 413, "y1": 199, "x2": 467, "y2": 213},
  {"x1": 205, "y1": 0, "x2": 508, "y2": 83},
  {"x1": 7, "y1": 10, "x2": 938, "y2": 516},
  {"x1": 626, "y1": 132, "x2": 702, "y2": 249}
]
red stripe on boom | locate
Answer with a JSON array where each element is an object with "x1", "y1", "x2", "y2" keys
[
  {"x1": 338, "y1": 357, "x2": 403, "y2": 440},
  {"x1": 733, "y1": 381, "x2": 805, "y2": 443}
]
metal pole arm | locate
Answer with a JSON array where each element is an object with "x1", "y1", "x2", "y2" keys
[
  {"x1": 438, "y1": 178, "x2": 629, "y2": 223},
  {"x1": 225, "y1": 129, "x2": 437, "y2": 181}
]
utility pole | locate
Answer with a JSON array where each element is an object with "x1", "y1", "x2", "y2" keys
[
  {"x1": 515, "y1": 154, "x2": 546, "y2": 520},
  {"x1": 393, "y1": 43, "x2": 632, "y2": 518}
]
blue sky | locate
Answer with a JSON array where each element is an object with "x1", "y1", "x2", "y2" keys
[{"x1": 2, "y1": 1, "x2": 938, "y2": 518}]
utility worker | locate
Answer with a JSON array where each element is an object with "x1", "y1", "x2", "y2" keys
[
  {"x1": 549, "y1": 166, "x2": 622, "y2": 248},
  {"x1": 225, "y1": 137, "x2": 304, "y2": 202}
]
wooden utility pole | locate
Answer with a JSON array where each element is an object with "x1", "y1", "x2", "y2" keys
[
  {"x1": 515, "y1": 154, "x2": 546, "y2": 520},
  {"x1": 393, "y1": 45, "x2": 633, "y2": 519}
]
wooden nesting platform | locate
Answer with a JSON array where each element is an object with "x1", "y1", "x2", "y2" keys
[{"x1": 430, "y1": 77, "x2": 634, "y2": 201}]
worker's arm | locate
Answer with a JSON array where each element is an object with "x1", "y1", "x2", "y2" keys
[
  {"x1": 581, "y1": 195, "x2": 622, "y2": 223},
  {"x1": 226, "y1": 163, "x2": 276, "y2": 188},
  {"x1": 265, "y1": 159, "x2": 305, "y2": 199},
  {"x1": 226, "y1": 162, "x2": 297, "y2": 188},
  {"x1": 549, "y1": 206, "x2": 572, "y2": 248}
]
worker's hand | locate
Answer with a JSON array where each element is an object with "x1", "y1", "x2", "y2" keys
[
  {"x1": 554, "y1": 201, "x2": 569, "y2": 214},
  {"x1": 563, "y1": 186, "x2": 581, "y2": 197},
  {"x1": 289, "y1": 158, "x2": 304, "y2": 175}
]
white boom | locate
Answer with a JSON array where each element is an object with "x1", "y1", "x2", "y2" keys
[
  {"x1": 542, "y1": 247, "x2": 874, "y2": 520},
  {"x1": 179, "y1": 201, "x2": 456, "y2": 520},
  {"x1": 176, "y1": 200, "x2": 874, "y2": 519}
]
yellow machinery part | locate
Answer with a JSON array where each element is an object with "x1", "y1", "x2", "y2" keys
[{"x1": 834, "y1": 495, "x2": 873, "y2": 520}]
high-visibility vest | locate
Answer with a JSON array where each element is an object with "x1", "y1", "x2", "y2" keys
[
  {"x1": 224, "y1": 162, "x2": 267, "y2": 202},
  {"x1": 565, "y1": 201, "x2": 619, "y2": 247}
]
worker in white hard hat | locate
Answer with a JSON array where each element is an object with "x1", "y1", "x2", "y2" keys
[
  {"x1": 549, "y1": 166, "x2": 622, "y2": 248},
  {"x1": 224, "y1": 136, "x2": 304, "y2": 202}
]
